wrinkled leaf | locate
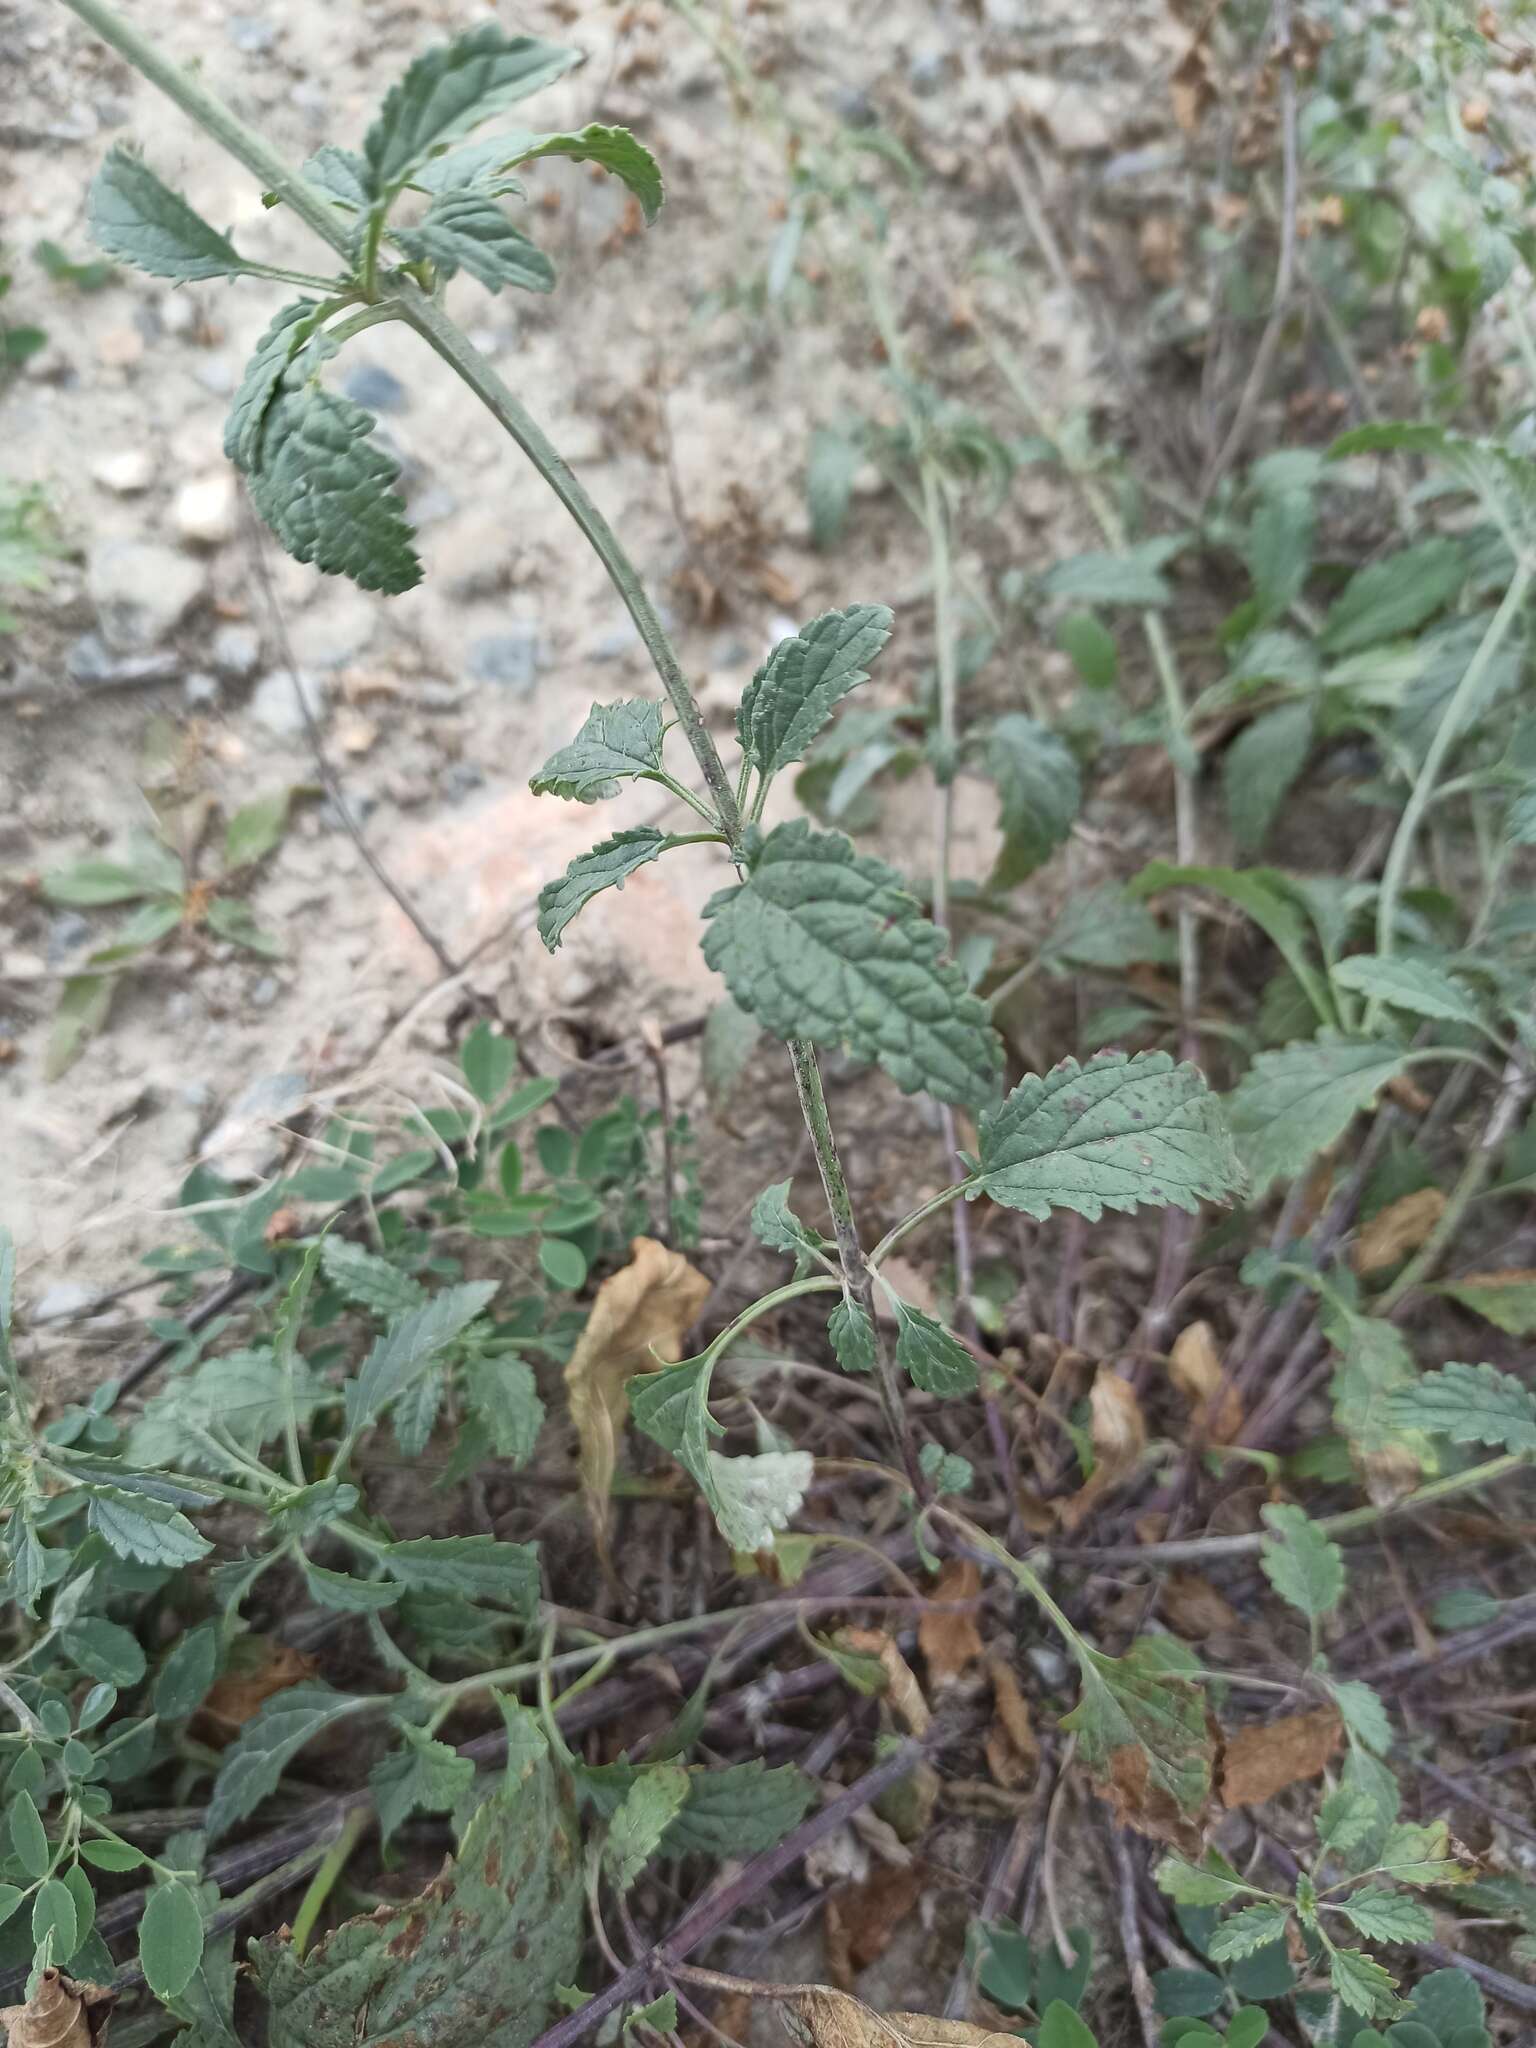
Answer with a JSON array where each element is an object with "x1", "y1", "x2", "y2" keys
[
  {"x1": 1228, "y1": 1034, "x2": 1409, "y2": 1197},
  {"x1": 538, "y1": 828, "x2": 673, "y2": 951},
  {"x1": 531, "y1": 700, "x2": 667, "y2": 803},
  {"x1": 737, "y1": 605, "x2": 894, "y2": 778},
  {"x1": 89, "y1": 145, "x2": 249, "y2": 280},
  {"x1": 363, "y1": 27, "x2": 581, "y2": 193}
]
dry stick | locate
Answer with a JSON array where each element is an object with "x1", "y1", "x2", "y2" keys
[
  {"x1": 1107, "y1": 1826, "x2": 1159, "y2": 2048},
  {"x1": 1200, "y1": 0, "x2": 1299, "y2": 497},
  {"x1": 527, "y1": 1738, "x2": 930, "y2": 2048}
]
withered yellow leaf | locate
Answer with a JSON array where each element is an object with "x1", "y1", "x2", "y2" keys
[
  {"x1": 1168, "y1": 1320, "x2": 1242, "y2": 1442},
  {"x1": 1219, "y1": 1707, "x2": 1341, "y2": 1807},
  {"x1": 839, "y1": 1628, "x2": 932, "y2": 1736},
  {"x1": 0, "y1": 1970, "x2": 113, "y2": 2048},
  {"x1": 1351, "y1": 1187, "x2": 1446, "y2": 1276},
  {"x1": 983, "y1": 1655, "x2": 1039, "y2": 1791},
  {"x1": 780, "y1": 1987, "x2": 1021, "y2": 2048},
  {"x1": 564, "y1": 1235, "x2": 710, "y2": 1562},
  {"x1": 918, "y1": 1559, "x2": 983, "y2": 1686},
  {"x1": 1058, "y1": 1368, "x2": 1146, "y2": 1530}
]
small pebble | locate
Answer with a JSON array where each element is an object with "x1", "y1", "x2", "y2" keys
[
  {"x1": 174, "y1": 472, "x2": 238, "y2": 547},
  {"x1": 342, "y1": 362, "x2": 409, "y2": 414},
  {"x1": 91, "y1": 448, "x2": 154, "y2": 495}
]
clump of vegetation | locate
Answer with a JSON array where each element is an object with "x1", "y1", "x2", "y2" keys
[{"x1": 3, "y1": 2, "x2": 1535, "y2": 2045}]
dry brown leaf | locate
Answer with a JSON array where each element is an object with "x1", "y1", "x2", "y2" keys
[
  {"x1": 1138, "y1": 215, "x2": 1182, "y2": 285},
  {"x1": 1058, "y1": 1369, "x2": 1146, "y2": 1530},
  {"x1": 196, "y1": 1639, "x2": 316, "y2": 1745},
  {"x1": 1170, "y1": 39, "x2": 1216, "y2": 135},
  {"x1": 1352, "y1": 1187, "x2": 1447, "y2": 1275},
  {"x1": 1161, "y1": 1568, "x2": 1240, "y2": 1640},
  {"x1": 1168, "y1": 1321, "x2": 1242, "y2": 1442},
  {"x1": 824, "y1": 1863, "x2": 926, "y2": 1988},
  {"x1": 1386, "y1": 1072, "x2": 1433, "y2": 1114},
  {"x1": 564, "y1": 1235, "x2": 710, "y2": 1566},
  {"x1": 983, "y1": 1655, "x2": 1040, "y2": 1791},
  {"x1": 1098, "y1": 1739, "x2": 1209, "y2": 1856},
  {"x1": 780, "y1": 1986, "x2": 1022, "y2": 2048},
  {"x1": 839, "y1": 1629, "x2": 931, "y2": 1735},
  {"x1": 1220, "y1": 1707, "x2": 1342, "y2": 1807},
  {"x1": 0, "y1": 1970, "x2": 113, "y2": 2048},
  {"x1": 918, "y1": 1560, "x2": 983, "y2": 1686}
]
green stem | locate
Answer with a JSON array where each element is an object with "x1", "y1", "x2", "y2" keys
[
  {"x1": 54, "y1": 0, "x2": 356, "y2": 260},
  {"x1": 788, "y1": 1040, "x2": 921, "y2": 1493},
  {"x1": 1371, "y1": 560, "x2": 1533, "y2": 1001},
  {"x1": 869, "y1": 1182, "x2": 968, "y2": 1267},
  {"x1": 289, "y1": 1807, "x2": 367, "y2": 1957},
  {"x1": 388, "y1": 285, "x2": 744, "y2": 847}
]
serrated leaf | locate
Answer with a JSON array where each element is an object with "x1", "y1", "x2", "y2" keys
[
  {"x1": 463, "y1": 1355, "x2": 544, "y2": 1465},
  {"x1": 370, "y1": 1723, "x2": 476, "y2": 1846},
  {"x1": 737, "y1": 604, "x2": 893, "y2": 777},
  {"x1": 1133, "y1": 863, "x2": 1335, "y2": 1026},
  {"x1": 538, "y1": 827, "x2": 672, "y2": 951},
  {"x1": 1318, "y1": 1783, "x2": 1382, "y2": 1855},
  {"x1": 1044, "y1": 547, "x2": 1173, "y2": 606},
  {"x1": 1037, "y1": 885, "x2": 1175, "y2": 975},
  {"x1": 704, "y1": 1448, "x2": 813, "y2": 1551},
  {"x1": 363, "y1": 26, "x2": 582, "y2": 194},
  {"x1": 1331, "y1": 954, "x2": 1484, "y2": 1027},
  {"x1": 299, "y1": 144, "x2": 372, "y2": 214},
  {"x1": 628, "y1": 1993, "x2": 678, "y2": 2035},
  {"x1": 1246, "y1": 486, "x2": 1315, "y2": 620},
  {"x1": 1436, "y1": 1270, "x2": 1536, "y2": 1335},
  {"x1": 1154, "y1": 1855, "x2": 1246, "y2": 1907},
  {"x1": 320, "y1": 1236, "x2": 427, "y2": 1317},
  {"x1": 251, "y1": 1707, "x2": 582, "y2": 2048},
  {"x1": 1227, "y1": 1033, "x2": 1409, "y2": 1197},
  {"x1": 224, "y1": 299, "x2": 326, "y2": 471},
  {"x1": 1208, "y1": 1904, "x2": 1292, "y2": 1961},
  {"x1": 243, "y1": 367, "x2": 422, "y2": 596},
  {"x1": 1387, "y1": 1361, "x2": 1536, "y2": 1451},
  {"x1": 1330, "y1": 1679, "x2": 1392, "y2": 1757},
  {"x1": 1328, "y1": 1944, "x2": 1399, "y2": 2017},
  {"x1": 1259, "y1": 1503, "x2": 1345, "y2": 1620},
  {"x1": 582, "y1": 1756, "x2": 815, "y2": 1858},
  {"x1": 1322, "y1": 1304, "x2": 1419, "y2": 1460},
  {"x1": 530, "y1": 700, "x2": 667, "y2": 802},
  {"x1": 605, "y1": 1765, "x2": 690, "y2": 1888},
  {"x1": 1321, "y1": 539, "x2": 1465, "y2": 655},
  {"x1": 973, "y1": 1050, "x2": 1241, "y2": 1222},
  {"x1": 986, "y1": 713, "x2": 1081, "y2": 886},
  {"x1": 701, "y1": 820, "x2": 1003, "y2": 1109},
  {"x1": 84, "y1": 1486, "x2": 212, "y2": 1566},
  {"x1": 392, "y1": 192, "x2": 555, "y2": 292},
  {"x1": 345, "y1": 1281, "x2": 498, "y2": 1433},
  {"x1": 208, "y1": 1684, "x2": 369, "y2": 1840},
  {"x1": 1224, "y1": 702, "x2": 1314, "y2": 853},
  {"x1": 497, "y1": 124, "x2": 663, "y2": 223},
  {"x1": 381, "y1": 1534, "x2": 540, "y2": 1612},
  {"x1": 828, "y1": 1298, "x2": 876, "y2": 1375},
  {"x1": 1337, "y1": 1891, "x2": 1434, "y2": 1944},
  {"x1": 88, "y1": 145, "x2": 249, "y2": 281},
  {"x1": 891, "y1": 1301, "x2": 976, "y2": 1395},
  {"x1": 1063, "y1": 1639, "x2": 1213, "y2": 1840},
  {"x1": 1377, "y1": 1819, "x2": 1467, "y2": 1889},
  {"x1": 301, "y1": 1561, "x2": 401, "y2": 1614},
  {"x1": 139, "y1": 1880, "x2": 204, "y2": 2001},
  {"x1": 750, "y1": 1181, "x2": 827, "y2": 1274}
]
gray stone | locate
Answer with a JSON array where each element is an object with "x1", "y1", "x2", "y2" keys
[
  {"x1": 831, "y1": 86, "x2": 877, "y2": 129},
  {"x1": 249, "y1": 974, "x2": 281, "y2": 1007},
  {"x1": 227, "y1": 13, "x2": 276, "y2": 51},
  {"x1": 908, "y1": 50, "x2": 949, "y2": 95},
  {"x1": 183, "y1": 671, "x2": 221, "y2": 709},
  {"x1": 65, "y1": 634, "x2": 180, "y2": 689},
  {"x1": 46, "y1": 912, "x2": 91, "y2": 963},
  {"x1": 467, "y1": 624, "x2": 541, "y2": 692},
  {"x1": 300, "y1": 589, "x2": 376, "y2": 668},
  {"x1": 442, "y1": 762, "x2": 486, "y2": 801},
  {"x1": 210, "y1": 623, "x2": 260, "y2": 678},
  {"x1": 191, "y1": 355, "x2": 238, "y2": 397},
  {"x1": 343, "y1": 362, "x2": 409, "y2": 414},
  {"x1": 590, "y1": 622, "x2": 641, "y2": 662},
  {"x1": 248, "y1": 666, "x2": 326, "y2": 737},
  {"x1": 34, "y1": 1281, "x2": 94, "y2": 1322},
  {"x1": 86, "y1": 540, "x2": 204, "y2": 651},
  {"x1": 91, "y1": 448, "x2": 154, "y2": 495}
]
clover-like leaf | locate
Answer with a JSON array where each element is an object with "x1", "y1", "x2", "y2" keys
[
  {"x1": 530, "y1": 700, "x2": 668, "y2": 802},
  {"x1": 736, "y1": 604, "x2": 893, "y2": 777},
  {"x1": 701, "y1": 820, "x2": 1003, "y2": 1109},
  {"x1": 241, "y1": 361, "x2": 422, "y2": 595},
  {"x1": 1227, "y1": 1033, "x2": 1409, "y2": 1197},
  {"x1": 391, "y1": 193, "x2": 555, "y2": 292},
  {"x1": 1388, "y1": 1360, "x2": 1536, "y2": 1452},
  {"x1": 88, "y1": 145, "x2": 250, "y2": 281},
  {"x1": 973, "y1": 1051, "x2": 1241, "y2": 1222},
  {"x1": 538, "y1": 827, "x2": 673, "y2": 951},
  {"x1": 362, "y1": 26, "x2": 582, "y2": 195}
]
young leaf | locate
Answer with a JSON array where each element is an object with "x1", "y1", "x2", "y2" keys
[
  {"x1": 531, "y1": 700, "x2": 668, "y2": 803},
  {"x1": 241, "y1": 367, "x2": 422, "y2": 596},
  {"x1": 704, "y1": 1448, "x2": 813, "y2": 1552},
  {"x1": 538, "y1": 827, "x2": 672, "y2": 951},
  {"x1": 223, "y1": 299, "x2": 326, "y2": 471},
  {"x1": 985, "y1": 714, "x2": 1081, "y2": 885},
  {"x1": 750, "y1": 1181, "x2": 827, "y2": 1274},
  {"x1": 362, "y1": 26, "x2": 582, "y2": 194},
  {"x1": 1320, "y1": 538, "x2": 1465, "y2": 655},
  {"x1": 700, "y1": 820, "x2": 1003, "y2": 1109},
  {"x1": 497, "y1": 124, "x2": 663, "y2": 223},
  {"x1": 88, "y1": 145, "x2": 249, "y2": 281},
  {"x1": 736, "y1": 605, "x2": 894, "y2": 777},
  {"x1": 1227, "y1": 1034, "x2": 1409, "y2": 1197},
  {"x1": 1207, "y1": 1904, "x2": 1292, "y2": 1962},
  {"x1": 319, "y1": 1235, "x2": 426, "y2": 1317},
  {"x1": 891, "y1": 1301, "x2": 976, "y2": 1396},
  {"x1": 1327, "y1": 1945, "x2": 1399, "y2": 2018},
  {"x1": 299, "y1": 144, "x2": 372, "y2": 214},
  {"x1": 380, "y1": 1534, "x2": 541, "y2": 1611},
  {"x1": 605, "y1": 1764, "x2": 690, "y2": 1889},
  {"x1": 1154, "y1": 1855, "x2": 1246, "y2": 1907},
  {"x1": 1336, "y1": 1891, "x2": 1434, "y2": 1944},
  {"x1": 370, "y1": 1723, "x2": 476, "y2": 1846},
  {"x1": 208, "y1": 1685, "x2": 370, "y2": 1839},
  {"x1": 828, "y1": 1298, "x2": 876, "y2": 1375},
  {"x1": 345, "y1": 1280, "x2": 498, "y2": 1432},
  {"x1": 391, "y1": 193, "x2": 554, "y2": 292},
  {"x1": 463, "y1": 1355, "x2": 544, "y2": 1465},
  {"x1": 973, "y1": 1051, "x2": 1241, "y2": 1223},
  {"x1": 1259, "y1": 1503, "x2": 1345, "y2": 1621},
  {"x1": 1331, "y1": 954, "x2": 1485, "y2": 1028},
  {"x1": 1224, "y1": 702, "x2": 1313, "y2": 853},
  {"x1": 139, "y1": 1880, "x2": 205, "y2": 2001},
  {"x1": 460, "y1": 1019, "x2": 518, "y2": 1105},
  {"x1": 1387, "y1": 1361, "x2": 1536, "y2": 1451},
  {"x1": 628, "y1": 1993, "x2": 678, "y2": 2035}
]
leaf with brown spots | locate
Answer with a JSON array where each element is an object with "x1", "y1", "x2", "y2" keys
[
  {"x1": 983, "y1": 1656, "x2": 1040, "y2": 1791},
  {"x1": 825, "y1": 1864, "x2": 927, "y2": 1988},
  {"x1": 1219, "y1": 1707, "x2": 1342, "y2": 1808},
  {"x1": 1064, "y1": 1639, "x2": 1214, "y2": 1851},
  {"x1": 918, "y1": 1560, "x2": 983, "y2": 1686},
  {"x1": 779, "y1": 1988, "x2": 1023, "y2": 2048},
  {"x1": 1168, "y1": 1321, "x2": 1242, "y2": 1442},
  {"x1": 1352, "y1": 1187, "x2": 1446, "y2": 1275},
  {"x1": 250, "y1": 1704, "x2": 582, "y2": 2048},
  {"x1": 564, "y1": 1235, "x2": 710, "y2": 1568}
]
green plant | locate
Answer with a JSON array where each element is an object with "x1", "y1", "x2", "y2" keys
[{"x1": 0, "y1": 480, "x2": 58, "y2": 633}]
